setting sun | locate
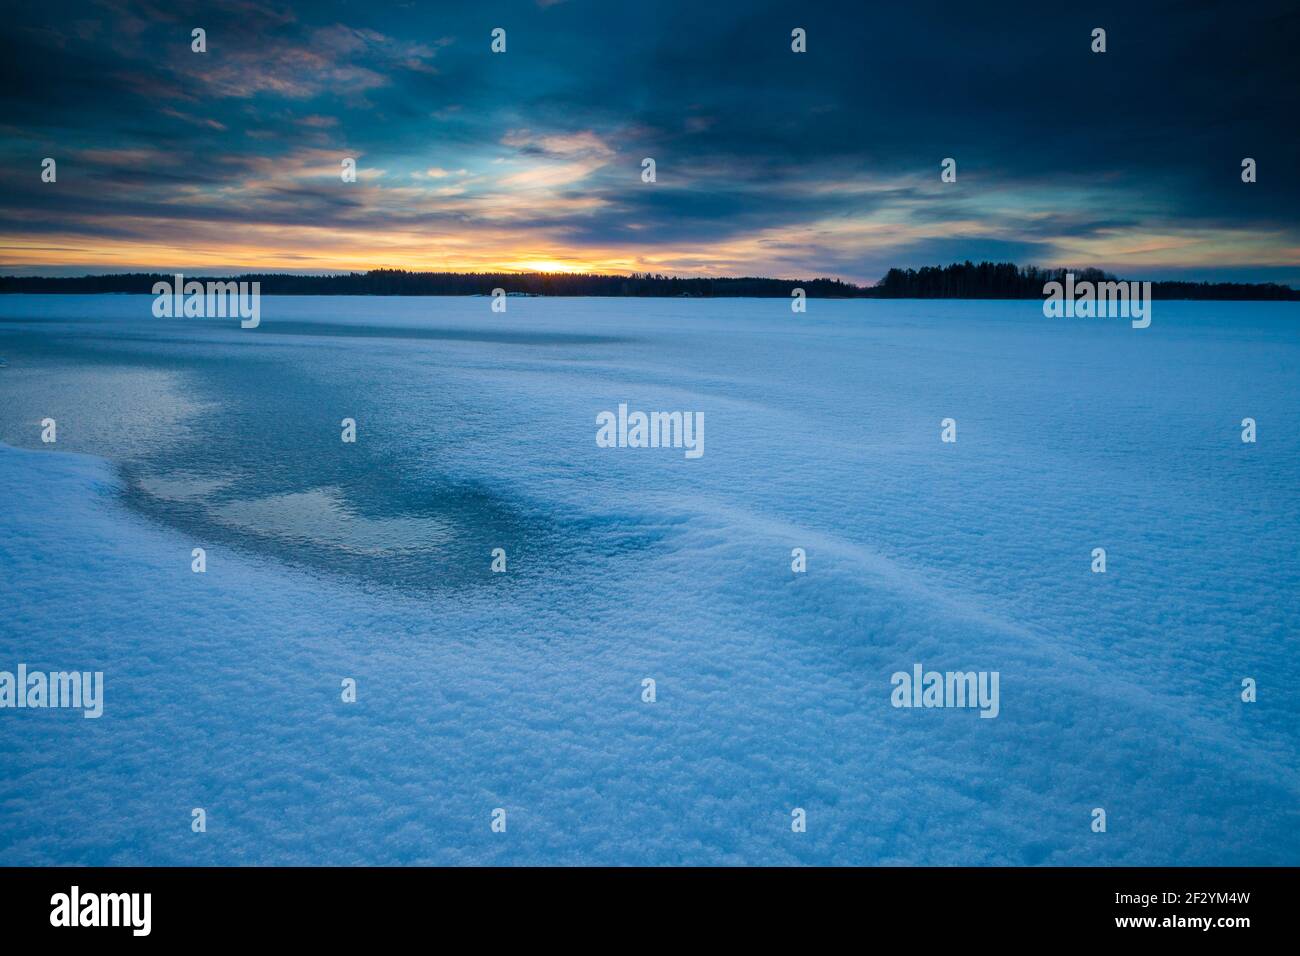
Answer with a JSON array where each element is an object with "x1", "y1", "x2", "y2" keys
[{"x1": 506, "y1": 259, "x2": 592, "y2": 274}]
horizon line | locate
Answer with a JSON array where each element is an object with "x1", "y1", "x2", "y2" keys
[{"x1": 2, "y1": 263, "x2": 1298, "y2": 292}]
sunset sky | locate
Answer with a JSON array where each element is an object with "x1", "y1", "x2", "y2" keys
[{"x1": 2, "y1": 0, "x2": 1297, "y2": 284}]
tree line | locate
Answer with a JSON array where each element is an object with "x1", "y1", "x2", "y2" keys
[
  {"x1": 870, "y1": 262, "x2": 1299, "y2": 300},
  {"x1": 1, "y1": 263, "x2": 1295, "y2": 299}
]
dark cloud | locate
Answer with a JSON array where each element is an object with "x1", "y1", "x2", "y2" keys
[{"x1": 1, "y1": 0, "x2": 1296, "y2": 282}]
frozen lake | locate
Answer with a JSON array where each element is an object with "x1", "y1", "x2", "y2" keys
[{"x1": 0, "y1": 294, "x2": 1297, "y2": 864}]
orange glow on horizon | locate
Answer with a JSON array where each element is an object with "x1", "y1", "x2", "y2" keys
[{"x1": 2, "y1": 212, "x2": 1294, "y2": 283}]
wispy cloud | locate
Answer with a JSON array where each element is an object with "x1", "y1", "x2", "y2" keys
[{"x1": 0, "y1": 0, "x2": 1296, "y2": 283}]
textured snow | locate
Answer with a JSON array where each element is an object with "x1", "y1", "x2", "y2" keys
[{"x1": 0, "y1": 295, "x2": 1296, "y2": 865}]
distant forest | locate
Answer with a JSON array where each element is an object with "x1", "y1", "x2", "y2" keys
[
  {"x1": 1, "y1": 263, "x2": 1296, "y2": 300},
  {"x1": 0, "y1": 270, "x2": 861, "y2": 298},
  {"x1": 870, "y1": 263, "x2": 1300, "y2": 300}
]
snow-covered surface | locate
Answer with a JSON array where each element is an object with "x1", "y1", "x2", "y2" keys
[{"x1": 0, "y1": 295, "x2": 1296, "y2": 864}]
